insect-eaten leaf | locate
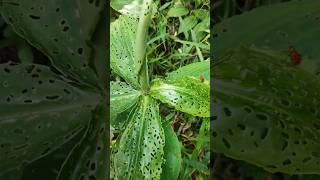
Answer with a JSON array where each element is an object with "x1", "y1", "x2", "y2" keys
[
  {"x1": 150, "y1": 76, "x2": 210, "y2": 117},
  {"x1": 213, "y1": 46, "x2": 320, "y2": 174},
  {"x1": 112, "y1": 96, "x2": 165, "y2": 179},
  {"x1": 111, "y1": 15, "x2": 141, "y2": 89},
  {"x1": 56, "y1": 104, "x2": 108, "y2": 180},
  {"x1": 110, "y1": 81, "x2": 141, "y2": 129},
  {"x1": 0, "y1": 0, "x2": 105, "y2": 88},
  {"x1": 0, "y1": 63, "x2": 99, "y2": 174}
]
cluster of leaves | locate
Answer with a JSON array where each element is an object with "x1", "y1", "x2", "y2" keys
[
  {"x1": 0, "y1": 1, "x2": 107, "y2": 180},
  {"x1": 212, "y1": 0, "x2": 320, "y2": 178},
  {"x1": 110, "y1": 0, "x2": 210, "y2": 179}
]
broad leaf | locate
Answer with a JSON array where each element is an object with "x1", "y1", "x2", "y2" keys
[
  {"x1": 213, "y1": 0, "x2": 320, "y2": 63},
  {"x1": 179, "y1": 16, "x2": 198, "y2": 34},
  {"x1": 167, "y1": 5, "x2": 189, "y2": 17},
  {"x1": 20, "y1": 128, "x2": 86, "y2": 180},
  {"x1": 166, "y1": 60, "x2": 210, "y2": 81},
  {"x1": 213, "y1": 47, "x2": 320, "y2": 174},
  {"x1": 0, "y1": 63, "x2": 99, "y2": 174},
  {"x1": 150, "y1": 77, "x2": 210, "y2": 117},
  {"x1": 111, "y1": 15, "x2": 140, "y2": 88},
  {"x1": 161, "y1": 122, "x2": 181, "y2": 180},
  {"x1": 111, "y1": 81, "x2": 141, "y2": 128},
  {"x1": 56, "y1": 104, "x2": 108, "y2": 180},
  {"x1": 112, "y1": 96, "x2": 165, "y2": 179},
  {"x1": 0, "y1": 0, "x2": 105, "y2": 88}
]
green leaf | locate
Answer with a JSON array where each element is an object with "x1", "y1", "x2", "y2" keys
[
  {"x1": 161, "y1": 122, "x2": 181, "y2": 180},
  {"x1": 56, "y1": 104, "x2": 108, "y2": 180},
  {"x1": 212, "y1": 46, "x2": 320, "y2": 174},
  {"x1": 111, "y1": 15, "x2": 140, "y2": 88},
  {"x1": 192, "y1": 9, "x2": 209, "y2": 20},
  {"x1": 213, "y1": 0, "x2": 320, "y2": 61},
  {"x1": 167, "y1": 5, "x2": 189, "y2": 17},
  {"x1": 111, "y1": 105, "x2": 135, "y2": 131},
  {"x1": 0, "y1": 63, "x2": 99, "y2": 174},
  {"x1": 112, "y1": 96, "x2": 165, "y2": 179},
  {"x1": 0, "y1": 0, "x2": 105, "y2": 88},
  {"x1": 90, "y1": 7, "x2": 108, "y2": 91},
  {"x1": 111, "y1": 0, "x2": 144, "y2": 17},
  {"x1": 150, "y1": 77, "x2": 210, "y2": 117},
  {"x1": 166, "y1": 60, "x2": 210, "y2": 81},
  {"x1": 134, "y1": 0, "x2": 153, "y2": 88},
  {"x1": 194, "y1": 17, "x2": 209, "y2": 40},
  {"x1": 179, "y1": 16, "x2": 198, "y2": 34},
  {"x1": 110, "y1": 81, "x2": 141, "y2": 128},
  {"x1": 20, "y1": 128, "x2": 86, "y2": 180}
]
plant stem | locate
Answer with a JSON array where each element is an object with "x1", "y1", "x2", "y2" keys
[{"x1": 135, "y1": 0, "x2": 153, "y2": 91}]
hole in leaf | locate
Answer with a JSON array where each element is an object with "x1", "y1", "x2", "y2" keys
[
  {"x1": 260, "y1": 128, "x2": 268, "y2": 139},
  {"x1": 29, "y1": 15, "x2": 40, "y2": 20},
  {"x1": 223, "y1": 107, "x2": 231, "y2": 116},
  {"x1": 222, "y1": 138, "x2": 231, "y2": 149},
  {"x1": 282, "y1": 159, "x2": 291, "y2": 166}
]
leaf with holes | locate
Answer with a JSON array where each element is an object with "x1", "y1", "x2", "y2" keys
[
  {"x1": 110, "y1": 81, "x2": 141, "y2": 129},
  {"x1": 20, "y1": 128, "x2": 86, "y2": 180},
  {"x1": 213, "y1": 46, "x2": 320, "y2": 174},
  {"x1": 0, "y1": 63, "x2": 99, "y2": 174},
  {"x1": 0, "y1": 0, "x2": 105, "y2": 88},
  {"x1": 150, "y1": 77, "x2": 210, "y2": 117},
  {"x1": 161, "y1": 122, "x2": 181, "y2": 180},
  {"x1": 213, "y1": 0, "x2": 320, "y2": 65},
  {"x1": 56, "y1": 104, "x2": 107, "y2": 180},
  {"x1": 111, "y1": 15, "x2": 140, "y2": 88},
  {"x1": 112, "y1": 96, "x2": 165, "y2": 179}
]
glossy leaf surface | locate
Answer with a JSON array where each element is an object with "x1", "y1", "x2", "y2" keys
[
  {"x1": 112, "y1": 96, "x2": 165, "y2": 179},
  {"x1": 213, "y1": 47, "x2": 320, "y2": 174},
  {"x1": 110, "y1": 81, "x2": 141, "y2": 128},
  {"x1": 0, "y1": 63, "x2": 99, "y2": 174},
  {"x1": 0, "y1": 0, "x2": 105, "y2": 88},
  {"x1": 111, "y1": 15, "x2": 140, "y2": 88},
  {"x1": 150, "y1": 77, "x2": 210, "y2": 117},
  {"x1": 56, "y1": 104, "x2": 108, "y2": 180}
]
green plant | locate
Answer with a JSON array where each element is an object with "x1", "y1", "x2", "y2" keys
[
  {"x1": 212, "y1": 0, "x2": 320, "y2": 176},
  {"x1": 110, "y1": 0, "x2": 210, "y2": 179},
  {"x1": 0, "y1": 1, "x2": 107, "y2": 179}
]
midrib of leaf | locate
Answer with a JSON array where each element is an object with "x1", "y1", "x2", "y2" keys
[
  {"x1": 129, "y1": 96, "x2": 149, "y2": 178},
  {"x1": 151, "y1": 84, "x2": 198, "y2": 96}
]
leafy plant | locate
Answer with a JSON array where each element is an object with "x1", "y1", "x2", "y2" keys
[
  {"x1": 212, "y1": 0, "x2": 320, "y2": 176},
  {"x1": 0, "y1": 1, "x2": 107, "y2": 179},
  {"x1": 110, "y1": 0, "x2": 210, "y2": 179}
]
